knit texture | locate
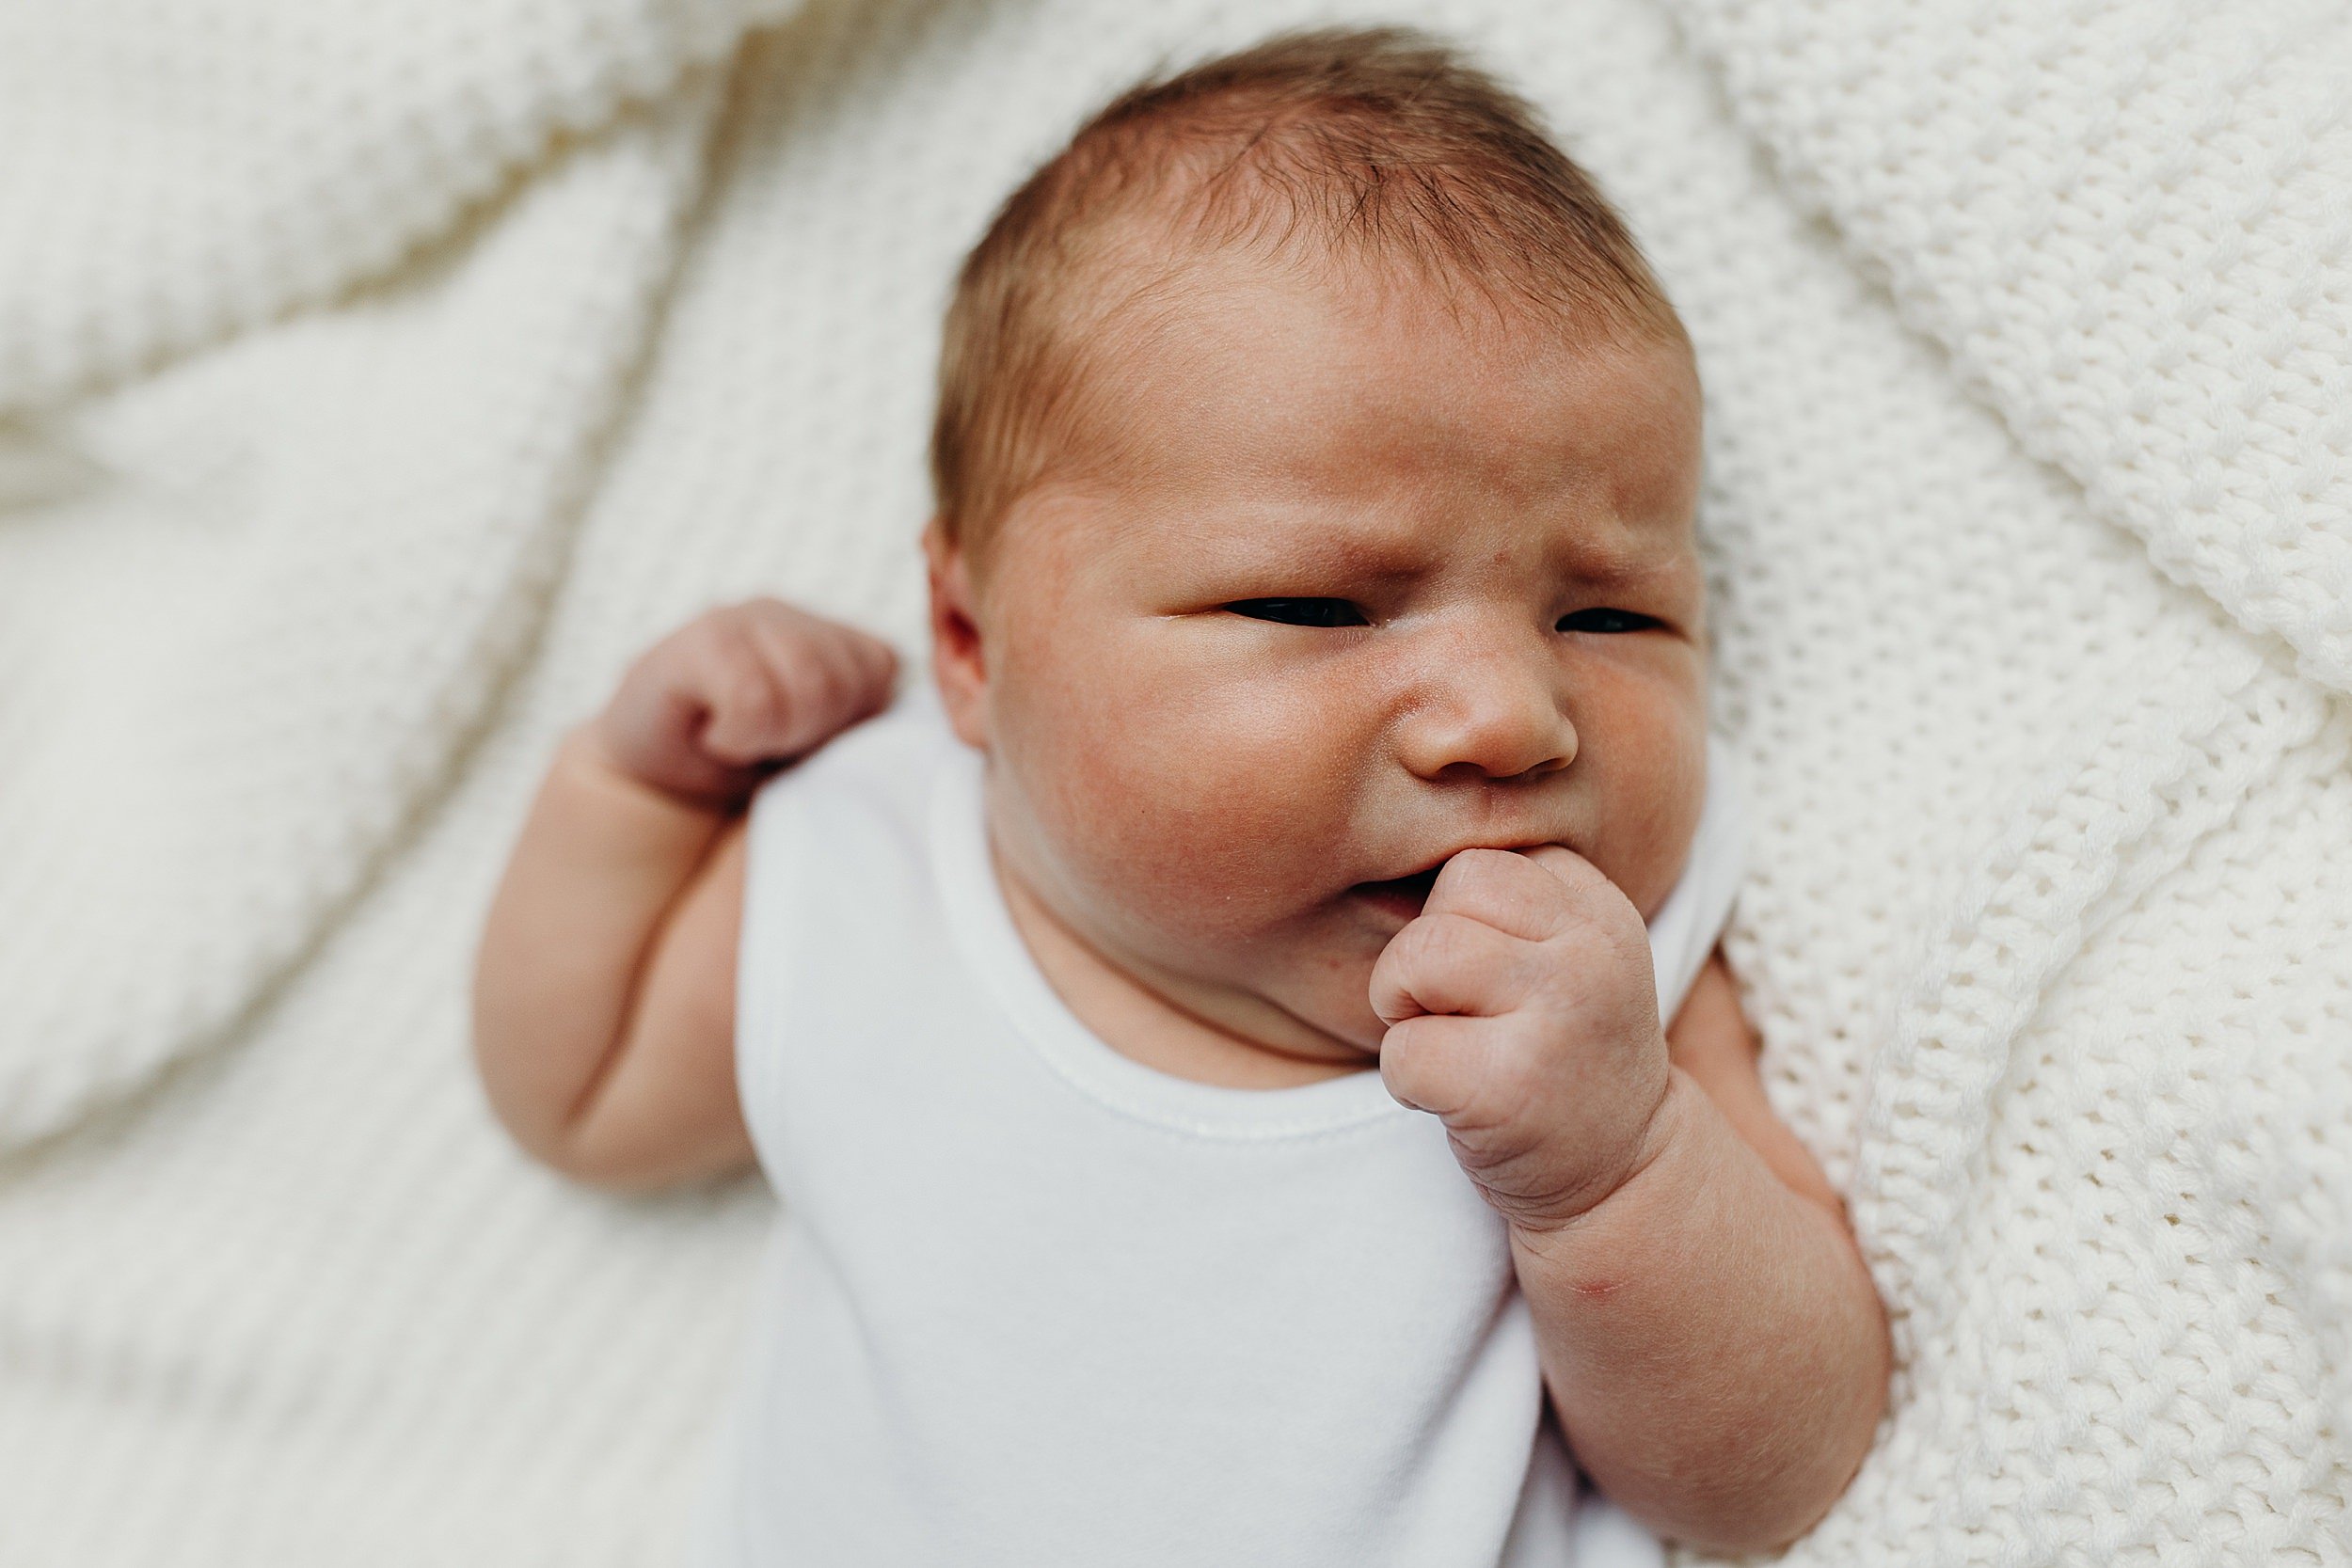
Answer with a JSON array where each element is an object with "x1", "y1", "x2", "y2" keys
[{"x1": 0, "y1": 1, "x2": 2344, "y2": 1563}]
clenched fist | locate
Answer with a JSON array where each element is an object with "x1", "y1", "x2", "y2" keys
[
  {"x1": 594, "y1": 597, "x2": 898, "y2": 806},
  {"x1": 1370, "y1": 845, "x2": 1671, "y2": 1232}
]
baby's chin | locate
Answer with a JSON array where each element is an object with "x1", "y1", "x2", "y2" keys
[
  {"x1": 1263, "y1": 997, "x2": 1388, "y2": 1063},
  {"x1": 1243, "y1": 935, "x2": 1403, "y2": 1057}
]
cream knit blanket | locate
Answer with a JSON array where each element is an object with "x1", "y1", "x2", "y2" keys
[{"x1": 2, "y1": 1, "x2": 2346, "y2": 1562}]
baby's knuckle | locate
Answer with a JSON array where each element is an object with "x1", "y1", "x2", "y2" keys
[
  {"x1": 796, "y1": 657, "x2": 853, "y2": 714},
  {"x1": 1551, "y1": 918, "x2": 1638, "y2": 985},
  {"x1": 1378, "y1": 1017, "x2": 1431, "y2": 1072},
  {"x1": 723, "y1": 665, "x2": 788, "y2": 728},
  {"x1": 1399, "y1": 913, "x2": 1475, "y2": 974},
  {"x1": 738, "y1": 593, "x2": 799, "y2": 622},
  {"x1": 1379, "y1": 1022, "x2": 1458, "y2": 1108},
  {"x1": 1532, "y1": 917, "x2": 1602, "y2": 967},
  {"x1": 762, "y1": 648, "x2": 828, "y2": 700},
  {"x1": 710, "y1": 599, "x2": 771, "y2": 637},
  {"x1": 1384, "y1": 917, "x2": 1434, "y2": 967},
  {"x1": 662, "y1": 620, "x2": 724, "y2": 676},
  {"x1": 1475, "y1": 1031, "x2": 1554, "y2": 1111}
]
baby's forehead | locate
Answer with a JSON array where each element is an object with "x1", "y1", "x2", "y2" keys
[
  {"x1": 991, "y1": 347, "x2": 1699, "y2": 635},
  {"x1": 1057, "y1": 247, "x2": 1702, "y2": 515}
]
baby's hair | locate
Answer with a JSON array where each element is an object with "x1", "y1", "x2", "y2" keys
[{"x1": 929, "y1": 25, "x2": 1684, "y2": 564}]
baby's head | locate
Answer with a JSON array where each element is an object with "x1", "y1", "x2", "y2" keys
[{"x1": 924, "y1": 27, "x2": 1707, "y2": 1064}]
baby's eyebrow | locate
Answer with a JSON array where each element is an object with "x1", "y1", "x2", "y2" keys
[
  {"x1": 1554, "y1": 531, "x2": 1690, "y2": 583},
  {"x1": 1139, "y1": 488, "x2": 1694, "y2": 584},
  {"x1": 1543, "y1": 498, "x2": 1698, "y2": 570},
  {"x1": 1169, "y1": 542, "x2": 1422, "y2": 589},
  {"x1": 1149, "y1": 503, "x2": 1421, "y2": 568}
]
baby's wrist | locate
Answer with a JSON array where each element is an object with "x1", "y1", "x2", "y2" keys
[
  {"x1": 1504, "y1": 1068, "x2": 1706, "y2": 1255},
  {"x1": 560, "y1": 721, "x2": 740, "y2": 824}
]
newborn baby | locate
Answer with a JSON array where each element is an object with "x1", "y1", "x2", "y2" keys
[{"x1": 473, "y1": 26, "x2": 1888, "y2": 1565}]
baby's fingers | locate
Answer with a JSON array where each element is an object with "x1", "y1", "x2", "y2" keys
[
  {"x1": 739, "y1": 600, "x2": 897, "y2": 697},
  {"x1": 834, "y1": 623, "x2": 900, "y2": 696},
  {"x1": 690, "y1": 627, "x2": 799, "y2": 762},
  {"x1": 1369, "y1": 911, "x2": 1534, "y2": 1026},
  {"x1": 796, "y1": 623, "x2": 898, "y2": 730},
  {"x1": 1422, "y1": 847, "x2": 1598, "y2": 942},
  {"x1": 701, "y1": 616, "x2": 889, "y2": 764},
  {"x1": 1376, "y1": 1012, "x2": 1492, "y2": 1117},
  {"x1": 1382, "y1": 1016, "x2": 1561, "y2": 1157}
]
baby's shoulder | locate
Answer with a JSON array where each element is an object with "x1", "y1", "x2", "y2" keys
[{"x1": 749, "y1": 691, "x2": 963, "y2": 841}]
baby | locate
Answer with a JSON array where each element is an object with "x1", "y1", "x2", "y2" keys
[{"x1": 473, "y1": 27, "x2": 1888, "y2": 1566}]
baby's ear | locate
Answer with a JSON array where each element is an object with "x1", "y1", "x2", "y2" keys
[{"x1": 923, "y1": 520, "x2": 990, "y2": 750}]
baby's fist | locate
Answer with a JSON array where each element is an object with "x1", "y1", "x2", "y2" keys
[
  {"x1": 1369, "y1": 847, "x2": 1669, "y2": 1230},
  {"x1": 596, "y1": 597, "x2": 898, "y2": 805}
]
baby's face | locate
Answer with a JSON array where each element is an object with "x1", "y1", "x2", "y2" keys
[{"x1": 939, "y1": 255, "x2": 1707, "y2": 1061}]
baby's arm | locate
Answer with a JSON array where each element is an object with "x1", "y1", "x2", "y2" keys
[
  {"x1": 1513, "y1": 954, "x2": 1884, "y2": 1551},
  {"x1": 1371, "y1": 850, "x2": 1887, "y2": 1554},
  {"x1": 470, "y1": 599, "x2": 896, "y2": 1192}
]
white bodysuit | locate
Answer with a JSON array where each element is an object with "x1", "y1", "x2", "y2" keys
[{"x1": 684, "y1": 695, "x2": 1744, "y2": 1567}]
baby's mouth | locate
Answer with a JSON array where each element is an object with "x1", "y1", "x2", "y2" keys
[{"x1": 1349, "y1": 865, "x2": 1442, "y2": 921}]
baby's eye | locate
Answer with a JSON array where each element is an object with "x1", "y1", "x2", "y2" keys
[
  {"x1": 1555, "y1": 608, "x2": 1661, "y2": 635},
  {"x1": 1224, "y1": 598, "x2": 1370, "y2": 628}
]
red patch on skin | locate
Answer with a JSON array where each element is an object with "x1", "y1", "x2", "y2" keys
[{"x1": 1565, "y1": 1275, "x2": 1629, "y2": 1302}]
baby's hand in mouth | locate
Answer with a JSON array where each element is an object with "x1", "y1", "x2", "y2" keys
[{"x1": 1367, "y1": 845, "x2": 1668, "y2": 1231}]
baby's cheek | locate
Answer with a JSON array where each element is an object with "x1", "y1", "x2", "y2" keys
[
  {"x1": 1049, "y1": 719, "x2": 1345, "y2": 941},
  {"x1": 1583, "y1": 714, "x2": 1707, "y2": 919}
]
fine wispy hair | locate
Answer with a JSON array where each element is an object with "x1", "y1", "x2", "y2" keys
[{"x1": 930, "y1": 25, "x2": 1683, "y2": 559}]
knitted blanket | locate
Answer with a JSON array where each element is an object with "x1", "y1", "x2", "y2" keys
[{"x1": 2, "y1": 1, "x2": 2345, "y2": 1562}]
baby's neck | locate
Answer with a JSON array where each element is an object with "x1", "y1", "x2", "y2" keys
[{"x1": 990, "y1": 840, "x2": 1366, "y2": 1091}]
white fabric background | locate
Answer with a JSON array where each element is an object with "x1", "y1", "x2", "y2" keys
[{"x1": 0, "y1": 0, "x2": 2345, "y2": 1562}]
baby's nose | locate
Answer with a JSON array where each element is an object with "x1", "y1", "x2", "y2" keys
[{"x1": 1393, "y1": 628, "x2": 1576, "y2": 783}]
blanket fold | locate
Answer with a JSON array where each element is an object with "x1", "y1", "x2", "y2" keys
[
  {"x1": 0, "y1": 76, "x2": 726, "y2": 1149},
  {"x1": 1663, "y1": 0, "x2": 2352, "y2": 691},
  {"x1": 0, "y1": 0, "x2": 797, "y2": 417}
]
